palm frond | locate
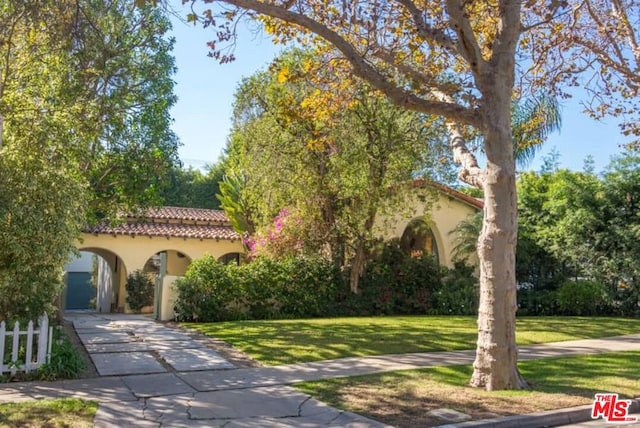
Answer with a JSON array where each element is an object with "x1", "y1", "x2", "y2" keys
[{"x1": 512, "y1": 94, "x2": 562, "y2": 168}]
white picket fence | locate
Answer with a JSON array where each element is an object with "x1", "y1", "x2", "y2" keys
[{"x1": 0, "y1": 314, "x2": 53, "y2": 375}]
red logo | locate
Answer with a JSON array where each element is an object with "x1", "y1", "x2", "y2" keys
[{"x1": 591, "y1": 393, "x2": 638, "y2": 423}]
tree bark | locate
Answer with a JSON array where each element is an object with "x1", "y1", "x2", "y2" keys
[
  {"x1": 349, "y1": 240, "x2": 365, "y2": 293},
  {"x1": 469, "y1": 68, "x2": 527, "y2": 391}
]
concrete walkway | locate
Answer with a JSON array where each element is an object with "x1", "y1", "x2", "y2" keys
[
  {"x1": 1, "y1": 315, "x2": 639, "y2": 427},
  {"x1": 70, "y1": 314, "x2": 235, "y2": 376}
]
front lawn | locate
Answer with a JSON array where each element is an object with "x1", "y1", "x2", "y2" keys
[
  {"x1": 185, "y1": 315, "x2": 640, "y2": 365},
  {"x1": 296, "y1": 351, "x2": 640, "y2": 427},
  {"x1": 0, "y1": 398, "x2": 98, "y2": 428}
]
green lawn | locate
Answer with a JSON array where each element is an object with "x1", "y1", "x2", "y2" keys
[
  {"x1": 0, "y1": 398, "x2": 97, "y2": 428},
  {"x1": 185, "y1": 316, "x2": 640, "y2": 365},
  {"x1": 296, "y1": 351, "x2": 640, "y2": 428}
]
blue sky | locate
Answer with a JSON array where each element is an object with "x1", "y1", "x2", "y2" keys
[{"x1": 168, "y1": 13, "x2": 631, "y2": 174}]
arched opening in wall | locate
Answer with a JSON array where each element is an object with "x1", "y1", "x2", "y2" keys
[
  {"x1": 141, "y1": 250, "x2": 193, "y2": 317},
  {"x1": 218, "y1": 252, "x2": 242, "y2": 265},
  {"x1": 400, "y1": 219, "x2": 440, "y2": 264},
  {"x1": 66, "y1": 249, "x2": 126, "y2": 313},
  {"x1": 143, "y1": 250, "x2": 193, "y2": 277}
]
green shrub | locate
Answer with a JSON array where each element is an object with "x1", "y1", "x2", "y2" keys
[
  {"x1": 555, "y1": 280, "x2": 610, "y2": 316},
  {"x1": 175, "y1": 242, "x2": 479, "y2": 321},
  {"x1": 357, "y1": 253, "x2": 442, "y2": 316},
  {"x1": 1, "y1": 326, "x2": 85, "y2": 383},
  {"x1": 614, "y1": 284, "x2": 640, "y2": 317},
  {"x1": 174, "y1": 255, "x2": 243, "y2": 322},
  {"x1": 432, "y1": 262, "x2": 478, "y2": 315},
  {"x1": 37, "y1": 327, "x2": 85, "y2": 381},
  {"x1": 175, "y1": 255, "x2": 341, "y2": 322},
  {"x1": 125, "y1": 270, "x2": 154, "y2": 311},
  {"x1": 517, "y1": 287, "x2": 559, "y2": 315}
]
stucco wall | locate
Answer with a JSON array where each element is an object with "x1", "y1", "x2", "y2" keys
[
  {"x1": 160, "y1": 275, "x2": 180, "y2": 321},
  {"x1": 377, "y1": 191, "x2": 480, "y2": 267},
  {"x1": 166, "y1": 250, "x2": 191, "y2": 276},
  {"x1": 77, "y1": 234, "x2": 244, "y2": 312}
]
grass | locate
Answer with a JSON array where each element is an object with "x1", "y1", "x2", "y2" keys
[
  {"x1": 185, "y1": 315, "x2": 640, "y2": 365},
  {"x1": 296, "y1": 351, "x2": 640, "y2": 428},
  {"x1": 0, "y1": 398, "x2": 98, "y2": 428}
]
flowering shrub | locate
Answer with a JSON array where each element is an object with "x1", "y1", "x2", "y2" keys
[{"x1": 246, "y1": 208, "x2": 307, "y2": 259}]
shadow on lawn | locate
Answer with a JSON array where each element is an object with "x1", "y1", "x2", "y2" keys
[
  {"x1": 301, "y1": 355, "x2": 640, "y2": 428},
  {"x1": 517, "y1": 317, "x2": 640, "y2": 341},
  {"x1": 188, "y1": 316, "x2": 640, "y2": 365},
  {"x1": 190, "y1": 317, "x2": 479, "y2": 364}
]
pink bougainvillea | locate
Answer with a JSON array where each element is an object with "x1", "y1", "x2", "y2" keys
[{"x1": 247, "y1": 208, "x2": 306, "y2": 259}]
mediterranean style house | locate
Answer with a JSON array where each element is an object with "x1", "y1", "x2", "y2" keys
[
  {"x1": 64, "y1": 182, "x2": 481, "y2": 320},
  {"x1": 68, "y1": 207, "x2": 243, "y2": 320}
]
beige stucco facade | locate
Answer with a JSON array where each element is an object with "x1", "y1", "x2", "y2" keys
[
  {"x1": 76, "y1": 230, "x2": 243, "y2": 318},
  {"x1": 377, "y1": 186, "x2": 481, "y2": 268}
]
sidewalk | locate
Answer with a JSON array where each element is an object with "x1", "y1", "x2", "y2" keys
[{"x1": 1, "y1": 315, "x2": 639, "y2": 427}]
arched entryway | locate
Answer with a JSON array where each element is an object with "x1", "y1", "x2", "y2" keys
[
  {"x1": 141, "y1": 249, "x2": 193, "y2": 319},
  {"x1": 78, "y1": 206, "x2": 244, "y2": 318},
  {"x1": 218, "y1": 252, "x2": 242, "y2": 265},
  {"x1": 400, "y1": 219, "x2": 442, "y2": 264},
  {"x1": 65, "y1": 248, "x2": 127, "y2": 313}
]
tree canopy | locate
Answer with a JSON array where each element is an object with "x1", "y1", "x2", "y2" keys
[
  {"x1": 0, "y1": 0, "x2": 179, "y2": 319},
  {"x1": 224, "y1": 49, "x2": 453, "y2": 291}
]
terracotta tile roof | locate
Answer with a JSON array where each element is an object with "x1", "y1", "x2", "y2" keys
[
  {"x1": 412, "y1": 179, "x2": 484, "y2": 210},
  {"x1": 84, "y1": 207, "x2": 240, "y2": 240},
  {"x1": 129, "y1": 206, "x2": 229, "y2": 223},
  {"x1": 85, "y1": 222, "x2": 240, "y2": 240}
]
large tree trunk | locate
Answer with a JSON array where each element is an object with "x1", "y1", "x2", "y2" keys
[
  {"x1": 349, "y1": 241, "x2": 365, "y2": 293},
  {"x1": 469, "y1": 73, "x2": 527, "y2": 390}
]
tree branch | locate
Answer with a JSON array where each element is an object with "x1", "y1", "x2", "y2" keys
[
  {"x1": 445, "y1": 0, "x2": 486, "y2": 76},
  {"x1": 395, "y1": 0, "x2": 457, "y2": 53},
  {"x1": 610, "y1": 0, "x2": 640, "y2": 65},
  {"x1": 433, "y1": 89, "x2": 483, "y2": 188},
  {"x1": 217, "y1": 0, "x2": 483, "y2": 127}
]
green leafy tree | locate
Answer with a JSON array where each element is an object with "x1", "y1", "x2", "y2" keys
[
  {"x1": 596, "y1": 152, "x2": 640, "y2": 314},
  {"x1": 226, "y1": 49, "x2": 445, "y2": 292},
  {"x1": 0, "y1": 0, "x2": 178, "y2": 319},
  {"x1": 69, "y1": 0, "x2": 179, "y2": 219},
  {"x1": 516, "y1": 156, "x2": 640, "y2": 316},
  {"x1": 162, "y1": 164, "x2": 224, "y2": 209}
]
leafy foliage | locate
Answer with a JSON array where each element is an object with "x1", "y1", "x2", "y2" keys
[
  {"x1": 225, "y1": 48, "x2": 447, "y2": 291},
  {"x1": 344, "y1": 241, "x2": 478, "y2": 316},
  {"x1": 69, "y1": 0, "x2": 180, "y2": 219},
  {"x1": 161, "y1": 164, "x2": 223, "y2": 209},
  {"x1": 555, "y1": 280, "x2": 610, "y2": 317},
  {"x1": 175, "y1": 247, "x2": 478, "y2": 322},
  {"x1": 0, "y1": 1, "x2": 178, "y2": 318},
  {"x1": 125, "y1": 270, "x2": 155, "y2": 311},
  {"x1": 174, "y1": 254, "x2": 340, "y2": 321},
  {"x1": 516, "y1": 152, "x2": 640, "y2": 316},
  {"x1": 37, "y1": 328, "x2": 86, "y2": 381}
]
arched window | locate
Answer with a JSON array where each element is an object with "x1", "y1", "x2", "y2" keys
[
  {"x1": 400, "y1": 219, "x2": 439, "y2": 264},
  {"x1": 218, "y1": 252, "x2": 242, "y2": 265}
]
